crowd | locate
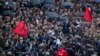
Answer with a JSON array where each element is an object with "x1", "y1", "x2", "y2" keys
[{"x1": 0, "y1": 0, "x2": 100, "y2": 56}]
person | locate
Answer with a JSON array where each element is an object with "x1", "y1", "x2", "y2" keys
[{"x1": 0, "y1": 0, "x2": 99, "y2": 56}]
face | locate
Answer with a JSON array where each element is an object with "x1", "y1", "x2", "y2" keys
[
  {"x1": 40, "y1": 11, "x2": 43, "y2": 16},
  {"x1": 6, "y1": 16, "x2": 11, "y2": 22},
  {"x1": 69, "y1": 27, "x2": 72, "y2": 33},
  {"x1": 15, "y1": 21, "x2": 19, "y2": 26},
  {"x1": 19, "y1": 37, "x2": 24, "y2": 43},
  {"x1": 0, "y1": 18, "x2": 2, "y2": 22}
]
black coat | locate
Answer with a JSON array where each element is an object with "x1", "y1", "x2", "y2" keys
[{"x1": 0, "y1": 37, "x2": 5, "y2": 49}]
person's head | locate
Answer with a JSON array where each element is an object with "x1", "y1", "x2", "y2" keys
[
  {"x1": 19, "y1": 36, "x2": 24, "y2": 43},
  {"x1": 5, "y1": 16, "x2": 11, "y2": 22},
  {"x1": 0, "y1": 15, "x2": 2, "y2": 20}
]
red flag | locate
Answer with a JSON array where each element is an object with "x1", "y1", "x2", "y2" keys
[
  {"x1": 13, "y1": 21, "x2": 28, "y2": 39},
  {"x1": 56, "y1": 48, "x2": 68, "y2": 56},
  {"x1": 83, "y1": 7, "x2": 93, "y2": 23}
]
